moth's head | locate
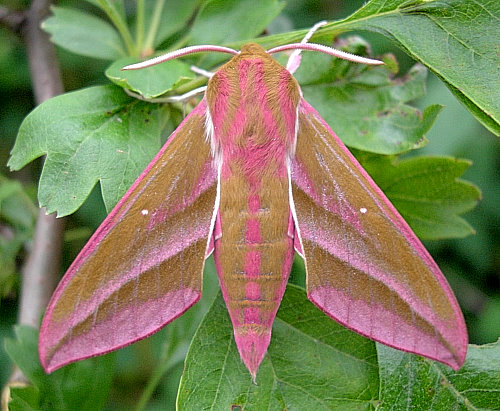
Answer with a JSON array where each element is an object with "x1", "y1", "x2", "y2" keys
[
  {"x1": 239, "y1": 43, "x2": 268, "y2": 57},
  {"x1": 215, "y1": 43, "x2": 280, "y2": 76}
]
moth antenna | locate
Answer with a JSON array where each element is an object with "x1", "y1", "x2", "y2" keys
[
  {"x1": 301, "y1": 20, "x2": 328, "y2": 44},
  {"x1": 122, "y1": 45, "x2": 239, "y2": 70},
  {"x1": 268, "y1": 42, "x2": 384, "y2": 67},
  {"x1": 286, "y1": 20, "x2": 328, "y2": 73}
]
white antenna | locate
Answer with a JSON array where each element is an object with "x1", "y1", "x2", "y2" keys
[{"x1": 122, "y1": 45, "x2": 239, "y2": 70}]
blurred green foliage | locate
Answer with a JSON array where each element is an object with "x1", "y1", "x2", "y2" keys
[{"x1": 1, "y1": 0, "x2": 498, "y2": 409}]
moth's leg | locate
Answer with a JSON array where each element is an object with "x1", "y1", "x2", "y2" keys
[
  {"x1": 123, "y1": 86, "x2": 207, "y2": 104},
  {"x1": 158, "y1": 65, "x2": 213, "y2": 108},
  {"x1": 191, "y1": 65, "x2": 214, "y2": 78},
  {"x1": 286, "y1": 20, "x2": 327, "y2": 74},
  {"x1": 164, "y1": 86, "x2": 207, "y2": 103}
]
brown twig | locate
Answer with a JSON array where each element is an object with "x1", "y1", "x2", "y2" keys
[
  {"x1": 0, "y1": 6, "x2": 25, "y2": 33},
  {"x1": 4, "y1": 0, "x2": 65, "y2": 393},
  {"x1": 23, "y1": 0, "x2": 64, "y2": 104}
]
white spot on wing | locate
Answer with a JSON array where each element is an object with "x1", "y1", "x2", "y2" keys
[
  {"x1": 141, "y1": 209, "x2": 149, "y2": 216},
  {"x1": 360, "y1": 207, "x2": 367, "y2": 214}
]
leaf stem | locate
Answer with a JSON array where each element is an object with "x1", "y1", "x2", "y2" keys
[
  {"x1": 143, "y1": 0, "x2": 166, "y2": 56},
  {"x1": 170, "y1": 75, "x2": 207, "y2": 95},
  {"x1": 165, "y1": 33, "x2": 191, "y2": 54},
  {"x1": 133, "y1": 330, "x2": 178, "y2": 411},
  {"x1": 136, "y1": 0, "x2": 145, "y2": 51},
  {"x1": 97, "y1": 0, "x2": 137, "y2": 55}
]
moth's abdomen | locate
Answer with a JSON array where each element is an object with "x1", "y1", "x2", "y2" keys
[
  {"x1": 214, "y1": 172, "x2": 294, "y2": 375},
  {"x1": 207, "y1": 45, "x2": 301, "y2": 375}
]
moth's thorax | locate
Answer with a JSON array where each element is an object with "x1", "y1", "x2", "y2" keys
[{"x1": 206, "y1": 43, "x2": 301, "y2": 177}]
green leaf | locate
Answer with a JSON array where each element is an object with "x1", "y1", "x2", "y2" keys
[
  {"x1": 4, "y1": 326, "x2": 115, "y2": 411},
  {"x1": 132, "y1": 257, "x2": 220, "y2": 410},
  {"x1": 0, "y1": 175, "x2": 36, "y2": 298},
  {"x1": 249, "y1": 0, "x2": 499, "y2": 135},
  {"x1": 0, "y1": 176, "x2": 37, "y2": 228},
  {"x1": 178, "y1": 285, "x2": 379, "y2": 410},
  {"x1": 358, "y1": 154, "x2": 481, "y2": 239},
  {"x1": 476, "y1": 299, "x2": 500, "y2": 344},
  {"x1": 8, "y1": 86, "x2": 166, "y2": 217},
  {"x1": 296, "y1": 39, "x2": 441, "y2": 154},
  {"x1": 42, "y1": 6, "x2": 125, "y2": 60},
  {"x1": 106, "y1": 57, "x2": 195, "y2": 98},
  {"x1": 7, "y1": 386, "x2": 40, "y2": 411},
  {"x1": 338, "y1": 0, "x2": 500, "y2": 135},
  {"x1": 178, "y1": 287, "x2": 499, "y2": 409},
  {"x1": 189, "y1": 0, "x2": 285, "y2": 45},
  {"x1": 377, "y1": 340, "x2": 500, "y2": 409}
]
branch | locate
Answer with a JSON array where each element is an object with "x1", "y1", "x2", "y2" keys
[
  {"x1": 4, "y1": 0, "x2": 65, "y2": 391},
  {"x1": 23, "y1": 0, "x2": 64, "y2": 103},
  {"x1": 0, "y1": 6, "x2": 25, "y2": 33}
]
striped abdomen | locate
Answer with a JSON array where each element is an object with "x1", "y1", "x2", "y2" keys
[{"x1": 207, "y1": 44, "x2": 301, "y2": 375}]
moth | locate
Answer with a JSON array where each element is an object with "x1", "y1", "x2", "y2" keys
[{"x1": 39, "y1": 23, "x2": 467, "y2": 379}]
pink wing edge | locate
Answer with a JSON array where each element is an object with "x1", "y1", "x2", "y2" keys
[
  {"x1": 39, "y1": 100, "x2": 219, "y2": 373},
  {"x1": 289, "y1": 99, "x2": 468, "y2": 370}
]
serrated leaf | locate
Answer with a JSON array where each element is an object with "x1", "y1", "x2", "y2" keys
[
  {"x1": 338, "y1": 0, "x2": 500, "y2": 135},
  {"x1": 189, "y1": 0, "x2": 285, "y2": 45},
  {"x1": 377, "y1": 340, "x2": 500, "y2": 410},
  {"x1": 106, "y1": 57, "x2": 194, "y2": 98},
  {"x1": 296, "y1": 45, "x2": 441, "y2": 154},
  {"x1": 178, "y1": 285, "x2": 379, "y2": 410},
  {"x1": 42, "y1": 6, "x2": 125, "y2": 60},
  {"x1": 179, "y1": 287, "x2": 498, "y2": 409},
  {"x1": 8, "y1": 86, "x2": 165, "y2": 217},
  {"x1": 358, "y1": 154, "x2": 481, "y2": 239},
  {"x1": 250, "y1": 0, "x2": 499, "y2": 135},
  {"x1": 4, "y1": 326, "x2": 115, "y2": 411}
]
